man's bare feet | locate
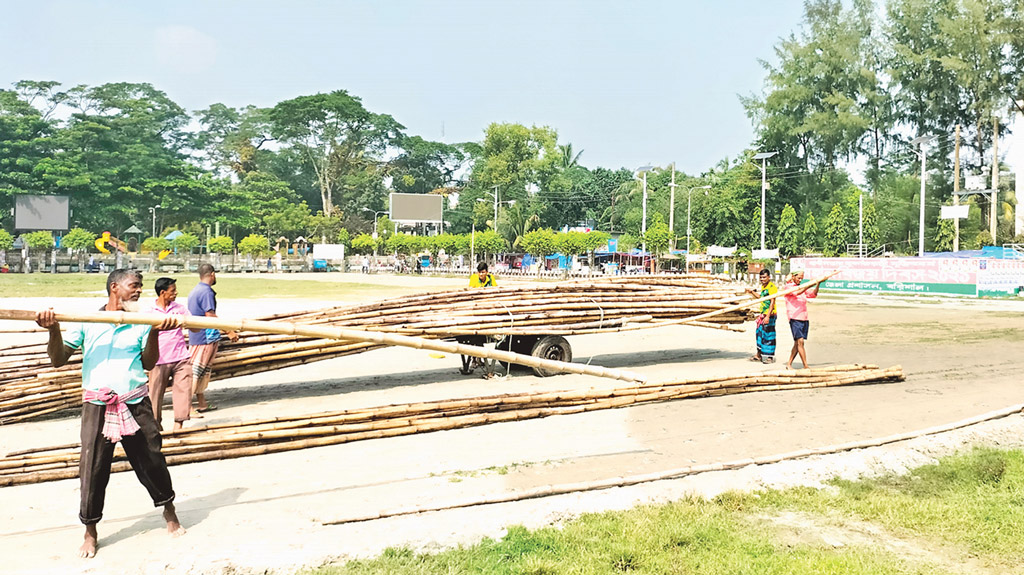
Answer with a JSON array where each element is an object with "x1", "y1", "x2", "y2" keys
[
  {"x1": 785, "y1": 363, "x2": 793, "y2": 370},
  {"x1": 79, "y1": 524, "x2": 98, "y2": 558},
  {"x1": 163, "y1": 503, "x2": 186, "y2": 537},
  {"x1": 172, "y1": 421, "x2": 183, "y2": 432}
]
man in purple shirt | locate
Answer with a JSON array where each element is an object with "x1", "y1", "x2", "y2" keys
[
  {"x1": 147, "y1": 277, "x2": 192, "y2": 431},
  {"x1": 187, "y1": 263, "x2": 238, "y2": 413}
]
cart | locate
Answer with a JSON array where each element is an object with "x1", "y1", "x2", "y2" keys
[{"x1": 457, "y1": 334, "x2": 572, "y2": 377}]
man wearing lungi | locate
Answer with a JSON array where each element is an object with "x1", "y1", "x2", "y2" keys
[
  {"x1": 35, "y1": 269, "x2": 186, "y2": 558},
  {"x1": 747, "y1": 268, "x2": 778, "y2": 364},
  {"x1": 186, "y1": 263, "x2": 238, "y2": 414}
]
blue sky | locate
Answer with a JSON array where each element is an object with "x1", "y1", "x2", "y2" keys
[{"x1": 0, "y1": 1, "x2": 809, "y2": 174}]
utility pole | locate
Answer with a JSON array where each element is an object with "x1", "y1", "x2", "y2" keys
[
  {"x1": 953, "y1": 124, "x2": 961, "y2": 252},
  {"x1": 493, "y1": 185, "x2": 499, "y2": 231},
  {"x1": 668, "y1": 164, "x2": 678, "y2": 250},
  {"x1": 858, "y1": 193, "x2": 863, "y2": 257},
  {"x1": 991, "y1": 116, "x2": 998, "y2": 245},
  {"x1": 911, "y1": 135, "x2": 936, "y2": 257},
  {"x1": 641, "y1": 171, "x2": 649, "y2": 255}
]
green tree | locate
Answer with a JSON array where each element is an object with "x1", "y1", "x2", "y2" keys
[
  {"x1": 0, "y1": 229, "x2": 14, "y2": 251},
  {"x1": 802, "y1": 212, "x2": 819, "y2": 250},
  {"x1": 62, "y1": 228, "x2": 96, "y2": 253},
  {"x1": 23, "y1": 231, "x2": 54, "y2": 251},
  {"x1": 172, "y1": 232, "x2": 200, "y2": 254},
  {"x1": 336, "y1": 228, "x2": 351, "y2": 247},
  {"x1": 269, "y1": 90, "x2": 404, "y2": 216},
  {"x1": 207, "y1": 236, "x2": 234, "y2": 254},
  {"x1": 238, "y1": 234, "x2": 270, "y2": 257},
  {"x1": 141, "y1": 236, "x2": 170, "y2": 254},
  {"x1": 351, "y1": 233, "x2": 376, "y2": 255},
  {"x1": 823, "y1": 203, "x2": 848, "y2": 256},
  {"x1": 777, "y1": 204, "x2": 800, "y2": 257},
  {"x1": 390, "y1": 136, "x2": 467, "y2": 194},
  {"x1": 474, "y1": 229, "x2": 507, "y2": 256}
]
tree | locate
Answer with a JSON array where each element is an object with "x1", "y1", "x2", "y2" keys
[
  {"x1": 62, "y1": 228, "x2": 96, "y2": 253},
  {"x1": 777, "y1": 204, "x2": 800, "y2": 257},
  {"x1": 934, "y1": 205, "x2": 956, "y2": 252},
  {"x1": 643, "y1": 216, "x2": 672, "y2": 267},
  {"x1": 269, "y1": 90, "x2": 404, "y2": 216},
  {"x1": 141, "y1": 236, "x2": 170, "y2": 253},
  {"x1": 390, "y1": 136, "x2": 467, "y2": 194},
  {"x1": 0, "y1": 229, "x2": 13, "y2": 251},
  {"x1": 823, "y1": 203, "x2": 848, "y2": 256},
  {"x1": 238, "y1": 234, "x2": 270, "y2": 257},
  {"x1": 207, "y1": 236, "x2": 234, "y2": 254},
  {"x1": 23, "y1": 231, "x2": 54, "y2": 252},
  {"x1": 336, "y1": 228, "x2": 351, "y2": 247},
  {"x1": 802, "y1": 212, "x2": 819, "y2": 250},
  {"x1": 474, "y1": 230, "x2": 507, "y2": 257},
  {"x1": 350, "y1": 233, "x2": 376, "y2": 255}
]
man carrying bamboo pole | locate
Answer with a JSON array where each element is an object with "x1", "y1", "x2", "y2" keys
[
  {"x1": 783, "y1": 269, "x2": 819, "y2": 370},
  {"x1": 34, "y1": 269, "x2": 186, "y2": 558},
  {"x1": 146, "y1": 277, "x2": 192, "y2": 431},
  {"x1": 186, "y1": 263, "x2": 238, "y2": 414}
]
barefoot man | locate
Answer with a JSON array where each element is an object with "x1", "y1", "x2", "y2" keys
[{"x1": 35, "y1": 269, "x2": 186, "y2": 558}]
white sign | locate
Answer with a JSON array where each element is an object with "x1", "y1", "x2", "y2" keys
[
  {"x1": 752, "y1": 248, "x2": 780, "y2": 260},
  {"x1": 965, "y1": 174, "x2": 987, "y2": 191},
  {"x1": 313, "y1": 244, "x2": 346, "y2": 261},
  {"x1": 940, "y1": 205, "x2": 970, "y2": 219},
  {"x1": 707, "y1": 245, "x2": 737, "y2": 257}
]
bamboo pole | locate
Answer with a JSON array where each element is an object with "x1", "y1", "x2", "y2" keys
[{"x1": 0, "y1": 309, "x2": 646, "y2": 384}]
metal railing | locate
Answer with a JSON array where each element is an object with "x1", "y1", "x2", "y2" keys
[{"x1": 1003, "y1": 244, "x2": 1024, "y2": 260}]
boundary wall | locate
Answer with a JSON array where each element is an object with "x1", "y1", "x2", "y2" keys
[{"x1": 792, "y1": 257, "x2": 1024, "y2": 298}]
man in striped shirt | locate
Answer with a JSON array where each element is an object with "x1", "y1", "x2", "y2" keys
[{"x1": 36, "y1": 269, "x2": 186, "y2": 558}]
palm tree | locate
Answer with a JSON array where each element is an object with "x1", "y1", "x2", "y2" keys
[
  {"x1": 501, "y1": 202, "x2": 540, "y2": 251},
  {"x1": 559, "y1": 143, "x2": 584, "y2": 169}
]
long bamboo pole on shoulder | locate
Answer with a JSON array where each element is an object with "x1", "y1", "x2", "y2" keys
[{"x1": 0, "y1": 309, "x2": 646, "y2": 384}]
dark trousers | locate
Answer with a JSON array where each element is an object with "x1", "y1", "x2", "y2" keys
[{"x1": 79, "y1": 397, "x2": 175, "y2": 525}]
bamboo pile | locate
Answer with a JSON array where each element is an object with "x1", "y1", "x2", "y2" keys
[
  {"x1": 0, "y1": 275, "x2": 755, "y2": 424},
  {"x1": 0, "y1": 364, "x2": 903, "y2": 487}
]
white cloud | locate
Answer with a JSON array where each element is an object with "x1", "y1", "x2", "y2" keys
[{"x1": 154, "y1": 25, "x2": 217, "y2": 74}]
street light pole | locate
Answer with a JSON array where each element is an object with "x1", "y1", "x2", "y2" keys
[
  {"x1": 686, "y1": 185, "x2": 711, "y2": 257},
  {"x1": 752, "y1": 152, "x2": 777, "y2": 251},
  {"x1": 911, "y1": 135, "x2": 936, "y2": 257},
  {"x1": 668, "y1": 165, "x2": 677, "y2": 248},
  {"x1": 635, "y1": 165, "x2": 654, "y2": 255},
  {"x1": 493, "y1": 185, "x2": 499, "y2": 230},
  {"x1": 148, "y1": 204, "x2": 161, "y2": 237}
]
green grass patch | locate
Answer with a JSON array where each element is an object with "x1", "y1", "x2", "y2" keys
[
  {"x1": 305, "y1": 448, "x2": 1024, "y2": 574},
  {"x1": 0, "y1": 274, "x2": 444, "y2": 301},
  {"x1": 750, "y1": 447, "x2": 1024, "y2": 566}
]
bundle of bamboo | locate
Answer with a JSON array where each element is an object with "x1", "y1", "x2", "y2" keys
[
  {"x1": 0, "y1": 364, "x2": 903, "y2": 487},
  {"x1": 0, "y1": 275, "x2": 758, "y2": 423}
]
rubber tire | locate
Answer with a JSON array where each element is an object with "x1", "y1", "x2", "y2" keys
[
  {"x1": 530, "y1": 335, "x2": 573, "y2": 377},
  {"x1": 496, "y1": 336, "x2": 539, "y2": 369}
]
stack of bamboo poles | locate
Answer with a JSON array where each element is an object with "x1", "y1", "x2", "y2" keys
[
  {"x1": 0, "y1": 365, "x2": 902, "y2": 487},
  {"x1": 0, "y1": 275, "x2": 752, "y2": 424}
]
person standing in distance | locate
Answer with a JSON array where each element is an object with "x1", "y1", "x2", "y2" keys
[
  {"x1": 35, "y1": 269, "x2": 186, "y2": 558},
  {"x1": 186, "y1": 264, "x2": 238, "y2": 414},
  {"x1": 146, "y1": 277, "x2": 192, "y2": 431},
  {"x1": 746, "y1": 268, "x2": 778, "y2": 364},
  {"x1": 783, "y1": 270, "x2": 819, "y2": 369}
]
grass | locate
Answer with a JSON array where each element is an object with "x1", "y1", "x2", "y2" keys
[
  {"x1": 305, "y1": 448, "x2": 1024, "y2": 575},
  {"x1": 0, "y1": 273, "x2": 447, "y2": 301}
]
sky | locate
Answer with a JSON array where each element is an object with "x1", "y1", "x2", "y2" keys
[{"x1": 2, "y1": 1, "x2": 831, "y2": 175}]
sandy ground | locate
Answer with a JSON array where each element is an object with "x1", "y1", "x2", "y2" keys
[{"x1": 1, "y1": 280, "x2": 1023, "y2": 574}]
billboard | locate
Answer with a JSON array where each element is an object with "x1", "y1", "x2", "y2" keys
[
  {"x1": 14, "y1": 195, "x2": 70, "y2": 231},
  {"x1": 389, "y1": 193, "x2": 443, "y2": 223}
]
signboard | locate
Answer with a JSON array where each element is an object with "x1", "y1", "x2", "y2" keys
[
  {"x1": 752, "y1": 248, "x2": 780, "y2": 260},
  {"x1": 313, "y1": 244, "x2": 346, "y2": 261},
  {"x1": 14, "y1": 195, "x2": 69, "y2": 231},
  {"x1": 792, "y1": 257, "x2": 979, "y2": 296},
  {"x1": 389, "y1": 193, "x2": 443, "y2": 223},
  {"x1": 607, "y1": 238, "x2": 618, "y2": 252},
  {"x1": 707, "y1": 245, "x2": 737, "y2": 257},
  {"x1": 977, "y1": 259, "x2": 1024, "y2": 297},
  {"x1": 965, "y1": 174, "x2": 987, "y2": 191},
  {"x1": 940, "y1": 205, "x2": 970, "y2": 219}
]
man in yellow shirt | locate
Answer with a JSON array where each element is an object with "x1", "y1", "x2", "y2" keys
[{"x1": 469, "y1": 262, "x2": 497, "y2": 287}]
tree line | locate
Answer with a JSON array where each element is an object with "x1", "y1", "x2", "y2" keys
[{"x1": 1, "y1": 0, "x2": 1023, "y2": 259}]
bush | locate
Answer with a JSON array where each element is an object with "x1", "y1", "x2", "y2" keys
[
  {"x1": 23, "y1": 231, "x2": 54, "y2": 250},
  {"x1": 62, "y1": 228, "x2": 96, "y2": 252},
  {"x1": 238, "y1": 234, "x2": 271, "y2": 257},
  {"x1": 141, "y1": 236, "x2": 171, "y2": 254},
  {"x1": 207, "y1": 236, "x2": 234, "y2": 254},
  {"x1": 172, "y1": 232, "x2": 200, "y2": 253},
  {"x1": 0, "y1": 229, "x2": 14, "y2": 251}
]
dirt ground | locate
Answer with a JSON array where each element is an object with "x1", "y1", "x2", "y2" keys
[{"x1": 1, "y1": 276, "x2": 1023, "y2": 575}]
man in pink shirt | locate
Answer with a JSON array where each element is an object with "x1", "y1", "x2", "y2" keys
[
  {"x1": 147, "y1": 277, "x2": 192, "y2": 431},
  {"x1": 783, "y1": 270, "x2": 818, "y2": 370}
]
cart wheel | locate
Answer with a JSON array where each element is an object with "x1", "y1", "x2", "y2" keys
[
  {"x1": 531, "y1": 335, "x2": 572, "y2": 377},
  {"x1": 496, "y1": 336, "x2": 539, "y2": 369}
]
